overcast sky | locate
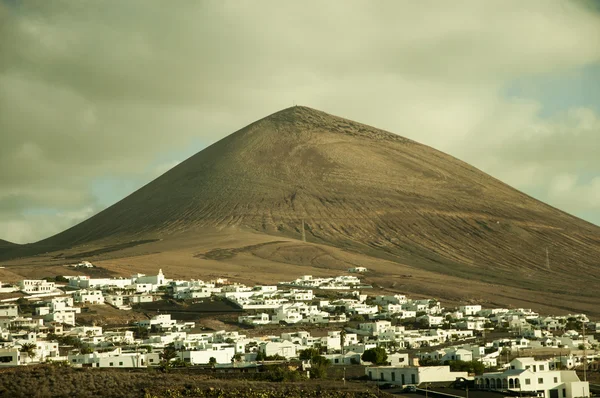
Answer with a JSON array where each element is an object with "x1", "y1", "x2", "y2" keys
[{"x1": 1, "y1": 0, "x2": 599, "y2": 244}]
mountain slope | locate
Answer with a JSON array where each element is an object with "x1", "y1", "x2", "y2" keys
[
  {"x1": 0, "y1": 239, "x2": 17, "y2": 255},
  {"x1": 4, "y1": 106, "x2": 600, "y2": 307}
]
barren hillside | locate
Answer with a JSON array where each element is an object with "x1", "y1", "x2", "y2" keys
[{"x1": 2, "y1": 106, "x2": 599, "y2": 314}]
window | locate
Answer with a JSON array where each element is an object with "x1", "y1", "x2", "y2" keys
[
  {"x1": 539, "y1": 365, "x2": 545, "y2": 371},
  {"x1": 554, "y1": 377, "x2": 558, "y2": 383},
  {"x1": 149, "y1": 359, "x2": 154, "y2": 363},
  {"x1": 525, "y1": 379, "x2": 531, "y2": 385},
  {"x1": 109, "y1": 362, "x2": 113, "y2": 366},
  {"x1": 119, "y1": 362, "x2": 123, "y2": 366},
  {"x1": 538, "y1": 378, "x2": 543, "y2": 384},
  {"x1": 392, "y1": 372, "x2": 396, "y2": 382},
  {"x1": 562, "y1": 389, "x2": 566, "y2": 398}
]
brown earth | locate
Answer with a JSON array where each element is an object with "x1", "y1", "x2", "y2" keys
[
  {"x1": 1, "y1": 106, "x2": 599, "y2": 317},
  {"x1": 0, "y1": 365, "x2": 381, "y2": 398}
]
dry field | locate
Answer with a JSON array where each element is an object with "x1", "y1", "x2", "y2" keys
[{"x1": 0, "y1": 364, "x2": 381, "y2": 398}]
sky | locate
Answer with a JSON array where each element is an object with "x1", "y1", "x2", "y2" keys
[{"x1": 0, "y1": 0, "x2": 599, "y2": 244}]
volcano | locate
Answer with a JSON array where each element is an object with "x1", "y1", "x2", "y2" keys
[{"x1": 3, "y1": 106, "x2": 600, "y2": 314}]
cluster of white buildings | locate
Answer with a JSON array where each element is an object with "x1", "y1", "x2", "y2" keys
[
  {"x1": 279, "y1": 274, "x2": 369, "y2": 289},
  {"x1": 0, "y1": 267, "x2": 596, "y2": 398}
]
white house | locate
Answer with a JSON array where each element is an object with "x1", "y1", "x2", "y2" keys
[
  {"x1": 325, "y1": 351, "x2": 362, "y2": 365},
  {"x1": 69, "y1": 276, "x2": 132, "y2": 290},
  {"x1": 69, "y1": 349, "x2": 147, "y2": 368},
  {"x1": 366, "y1": 365, "x2": 468, "y2": 385},
  {"x1": 20, "y1": 280, "x2": 56, "y2": 294},
  {"x1": 388, "y1": 353, "x2": 410, "y2": 367},
  {"x1": 180, "y1": 345, "x2": 236, "y2": 365},
  {"x1": 0, "y1": 304, "x2": 18, "y2": 317},
  {"x1": 357, "y1": 321, "x2": 392, "y2": 336},
  {"x1": 459, "y1": 305, "x2": 482, "y2": 316},
  {"x1": 128, "y1": 293, "x2": 155, "y2": 304},
  {"x1": 375, "y1": 295, "x2": 408, "y2": 305},
  {"x1": 260, "y1": 341, "x2": 297, "y2": 359},
  {"x1": 0, "y1": 348, "x2": 20, "y2": 366},
  {"x1": 418, "y1": 315, "x2": 444, "y2": 327},
  {"x1": 137, "y1": 314, "x2": 176, "y2": 329},
  {"x1": 238, "y1": 313, "x2": 271, "y2": 325},
  {"x1": 457, "y1": 318, "x2": 487, "y2": 331},
  {"x1": 105, "y1": 294, "x2": 130, "y2": 310},
  {"x1": 44, "y1": 310, "x2": 76, "y2": 326},
  {"x1": 288, "y1": 289, "x2": 314, "y2": 301},
  {"x1": 475, "y1": 357, "x2": 590, "y2": 398},
  {"x1": 73, "y1": 290, "x2": 104, "y2": 305}
]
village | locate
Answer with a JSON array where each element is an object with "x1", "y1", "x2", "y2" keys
[{"x1": 0, "y1": 263, "x2": 597, "y2": 398}]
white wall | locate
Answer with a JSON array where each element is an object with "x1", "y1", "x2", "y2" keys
[{"x1": 182, "y1": 347, "x2": 235, "y2": 364}]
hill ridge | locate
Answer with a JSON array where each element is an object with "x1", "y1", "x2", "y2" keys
[{"x1": 1, "y1": 106, "x2": 599, "y2": 315}]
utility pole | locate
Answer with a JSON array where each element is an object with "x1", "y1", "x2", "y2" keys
[
  {"x1": 482, "y1": 327, "x2": 486, "y2": 345},
  {"x1": 301, "y1": 219, "x2": 306, "y2": 242},
  {"x1": 583, "y1": 321, "x2": 587, "y2": 382}
]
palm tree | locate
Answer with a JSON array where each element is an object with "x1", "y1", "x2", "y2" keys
[
  {"x1": 20, "y1": 343, "x2": 36, "y2": 361},
  {"x1": 159, "y1": 344, "x2": 178, "y2": 367},
  {"x1": 340, "y1": 329, "x2": 347, "y2": 357}
]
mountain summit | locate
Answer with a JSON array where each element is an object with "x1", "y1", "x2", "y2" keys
[{"x1": 4, "y1": 106, "x2": 600, "y2": 313}]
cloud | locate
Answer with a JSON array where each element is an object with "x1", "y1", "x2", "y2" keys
[
  {"x1": 456, "y1": 106, "x2": 600, "y2": 218},
  {"x1": 0, "y1": 0, "x2": 599, "y2": 243},
  {"x1": 0, "y1": 205, "x2": 98, "y2": 245}
]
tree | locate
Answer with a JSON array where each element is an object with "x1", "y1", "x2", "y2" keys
[
  {"x1": 159, "y1": 344, "x2": 178, "y2": 368},
  {"x1": 133, "y1": 326, "x2": 149, "y2": 340},
  {"x1": 20, "y1": 343, "x2": 36, "y2": 359},
  {"x1": 340, "y1": 329, "x2": 347, "y2": 355},
  {"x1": 361, "y1": 347, "x2": 388, "y2": 365},
  {"x1": 447, "y1": 360, "x2": 486, "y2": 375},
  {"x1": 172, "y1": 357, "x2": 189, "y2": 368},
  {"x1": 265, "y1": 354, "x2": 286, "y2": 360},
  {"x1": 299, "y1": 348, "x2": 320, "y2": 361},
  {"x1": 209, "y1": 357, "x2": 217, "y2": 368},
  {"x1": 309, "y1": 355, "x2": 330, "y2": 379},
  {"x1": 420, "y1": 358, "x2": 442, "y2": 366},
  {"x1": 256, "y1": 350, "x2": 266, "y2": 361}
]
